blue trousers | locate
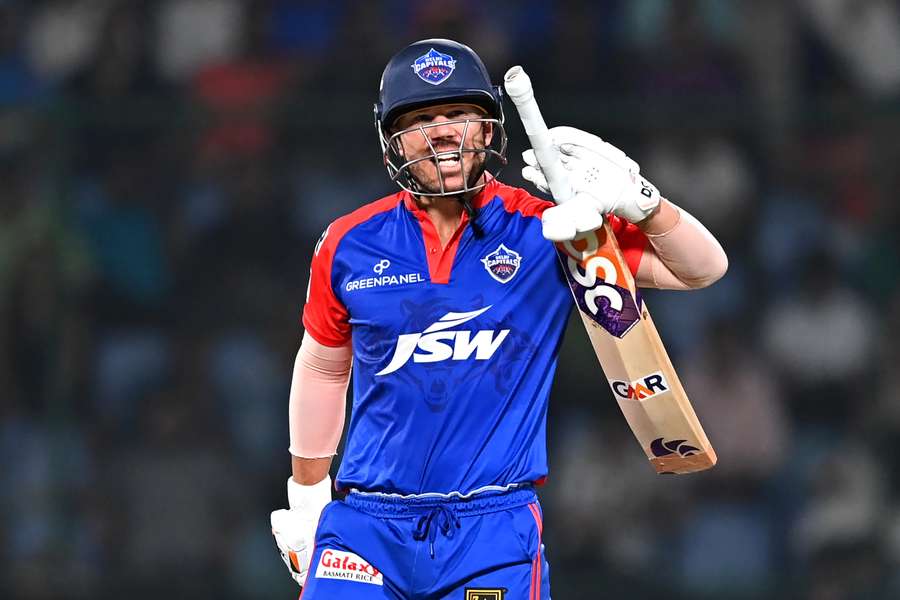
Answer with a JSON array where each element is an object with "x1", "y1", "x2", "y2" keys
[{"x1": 300, "y1": 487, "x2": 550, "y2": 599}]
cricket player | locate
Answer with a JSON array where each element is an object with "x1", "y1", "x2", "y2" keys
[{"x1": 271, "y1": 39, "x2": 727, "y2": 599}]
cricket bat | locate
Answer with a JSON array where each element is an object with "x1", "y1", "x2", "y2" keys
[{"x1": 503, "y1": 66, "x2": 716, "y2": 474}]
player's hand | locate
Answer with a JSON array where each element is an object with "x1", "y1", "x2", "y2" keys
[
  {"x1": 521, "y1": 126, "x2": 661, "y2": 240},
  {"x1": 270, "y1": 475, "x2": 332, "y2": 587}
]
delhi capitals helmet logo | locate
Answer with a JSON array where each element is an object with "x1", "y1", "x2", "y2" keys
[
  {"x1": 481, "y1": 244, "x2": 521, "y2": 283},
  {"x1": 411, "y1": 48, "x2": 457, "y2": 85}
]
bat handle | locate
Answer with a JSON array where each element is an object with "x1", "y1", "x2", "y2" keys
[
  {"x1": 503, "y1": 66, "x2": 534, "y2": 105},
  {"x1": 503, "y1": 65, "x2": 574, "y2": 203}
]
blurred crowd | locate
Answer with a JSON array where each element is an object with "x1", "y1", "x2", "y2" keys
[{"x1": 1, "y1": 1, "x2": 899, "y2": 599}]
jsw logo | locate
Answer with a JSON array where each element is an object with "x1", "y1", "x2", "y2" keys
[{"x1": 376, "y1": 306, "x2": 509, "y2": 376}]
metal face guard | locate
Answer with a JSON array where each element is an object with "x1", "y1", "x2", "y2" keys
[{"x1": 378, "y1": 117, "x2": 508, "y2": 197}]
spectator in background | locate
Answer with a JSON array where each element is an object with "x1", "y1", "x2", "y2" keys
[
  {"x1": 176, "y1": 156, "x2": 300, "y2": 329},
  {"x1": 798, "y1": 0, "x2": 900, "y2": 98},
  {"x1": 267, "y1": 0, "x2": 345, "y2": 59},
  {"x1": 543, "y1": 0, "x2": 627, "y2": 93},
  {"x1": 25, "y1": 0, "x2": 110, "y2": 86},
  {"x1": 191, "y1": 1, "x2": 295, "y2": 163},
  {"x1": 548, "y1": 414, "x2": 684, "y2": 595},
  {"x1": 618, "y1": 316, "x2": 785, "y2": 598},
  {"x1": 681, "y1": 320, "x2": 790, "y2": 486},
  {"x1": 174, "y1": 155, "x2": 300, "y2": 473},
  {"x1": 63, "y1": 1, "x2": 171, "y2": 181},
  {"x1": 0, "y1": 150, "x2": 92, "y2": 411},
  {"x1": 762, "y1": 249, "x2": 876, "y2": 426},
  {"x1": 631, "y1": 0, "x2": 748, "y2": 101},
  {"x1": 65, "y1": 2, "x2": 164, "y2": 102},
  {"x1": 643, "y1": 127, "x2": 754, "y2": 245},
  {"x1": 622, "y1": 0, "x2": 742, "y2": 48},
  {"x1": 868, "y1": 294, "x2": 900, "y2": 488},
  {"x1": 792, "y1": 441, "x2": 893, "y2": 597},
  {"x1": 0, "y1": 3, "x2": 43, "y2": 105},
  {"x1": 106, "y1": 344, "x2": 246, "y2": 596},
  {"x1": 155, "y1": 0, "x2": 243, "y2": 82},
  {"x1": 670, "y1": 321, "x2": 789, "y2": 596},
  {"x1": 73, "y1": 144, "x2": 174, "y2": 430}
]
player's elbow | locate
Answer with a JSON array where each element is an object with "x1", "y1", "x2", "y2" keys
[{"x1": 685, "y1": 248, "x2": 729, "y2": 289}]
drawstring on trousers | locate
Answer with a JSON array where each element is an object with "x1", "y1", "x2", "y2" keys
[{"x1": 412, "y1": 505, "x2": 461, "y2": 558}]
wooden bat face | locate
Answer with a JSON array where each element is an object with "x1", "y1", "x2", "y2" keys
[{"x1": 558, "y1": 223, "x2": 717, "y2": 474}]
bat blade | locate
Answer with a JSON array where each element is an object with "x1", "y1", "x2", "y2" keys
[
  {"x1": 504, "y1": 65, "x2": 716, "y2": 474},
  {"x1": 559, "y1": 226, "x2": 716, "y2": 474}
]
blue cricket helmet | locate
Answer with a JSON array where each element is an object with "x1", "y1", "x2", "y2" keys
[
  {"x1": 375, "y1": 38, "x2": 504, "y2": 130},
  {"x1": 374, "y1": 39, "x2": 508, "y2": 198}
]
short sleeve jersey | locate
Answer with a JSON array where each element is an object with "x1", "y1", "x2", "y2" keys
[{"x1": 303, "y1": 179, "x2": 647, "y2": 495}]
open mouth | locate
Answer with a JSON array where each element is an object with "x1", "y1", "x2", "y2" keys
[
  {"x1": 434, "y1": 152, "x2": 462, "y2": 173},
  {"x1": 435, "y1": 150, "x2": 461, "y2": 163}
]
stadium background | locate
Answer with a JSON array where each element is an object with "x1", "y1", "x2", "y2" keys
[{"x1": 2, "y1": 1, "x2": 899, "y2": 598}]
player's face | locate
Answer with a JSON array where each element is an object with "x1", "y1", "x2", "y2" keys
[{"x1": 393, "y1": 103, "x2": 494, "y2": 195}]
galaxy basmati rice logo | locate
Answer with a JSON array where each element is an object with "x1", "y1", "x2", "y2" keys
[{"x1": 412, "y1": 48, "x2": 457, "y2": 85}]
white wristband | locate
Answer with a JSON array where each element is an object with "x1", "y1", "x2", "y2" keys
[{"x1": 287, "y1": 475, "x2": 333, "y2": 513}]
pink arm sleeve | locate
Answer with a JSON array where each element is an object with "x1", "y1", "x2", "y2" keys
[
  {"x1": 288, "y1": 331, "x2": 353, "y2": 458},
  {"x1": 635, "y1": 203, "x2": 729, "y2": 290}
]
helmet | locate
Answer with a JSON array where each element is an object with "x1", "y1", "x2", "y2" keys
[
  {"x1": 376, "y1": 38, "x2": 503, "y2": 128},
  {"x1": 374, "y1": 39, "x2": 508, "y2": 197}
]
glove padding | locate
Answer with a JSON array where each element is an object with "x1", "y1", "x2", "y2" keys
[
  {"x1": 521, "y1": 127, "x2": 661, "y2": 241},
  {"x1": 271, "y1": 475, "x2": 332, "y2": 587}
]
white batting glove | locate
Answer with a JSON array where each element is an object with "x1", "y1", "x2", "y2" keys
[
  {"x1": 270, "y1": 475, "x2": 332, "y2": 587},
  {"x1": 522, "y1": 126, "x2": 661, "y2": 241}
]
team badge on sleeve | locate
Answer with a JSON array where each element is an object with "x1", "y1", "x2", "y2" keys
[
  {"x1": 481, "y1": 244, "x2": 522, "y2": 283},
  {"x1": 412, "y1": 48, "x2": 457, "y2": 85}
]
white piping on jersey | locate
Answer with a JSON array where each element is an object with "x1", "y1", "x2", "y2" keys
[{"x1": 348, "y1": 482, "x2": 527, "y2": 500}]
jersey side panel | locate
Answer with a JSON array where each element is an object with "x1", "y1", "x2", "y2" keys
[{"x1": 302, "y1": 194, "x2": 403, "y2": 347}]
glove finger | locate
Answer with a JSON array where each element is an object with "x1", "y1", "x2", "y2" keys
[
  {"x1": 271, "y1": 509, "x2": 290, "y2": 532},
  {"x1": 522, "y1": 165, "x2": 550, "y2": 193},
  {"x1": 271, "y1": 511, "x2": 309, "y2": 549},
  {"x1": 569, "y1": 195, "x2": 605, "y2": 232},
  {"x1": 561, "y1": 142, "x2": 638, "y2": 174},
  {"x1": 558, "y1": 154, "x2": 580, "y2": 172},
  {"x1": 549, "y1": 126, "x2": 606, "y2": 152},
  {"x1": 541, "y1": 206, "x2": 577, "y2": 242},
  {"x1": 550, "y1": 126, "x2": 639, "y2": 172},
  {"x1": 522, "y1": 148, "x2": 538, "y2": 167},
  {"x1": 558, "y1": 143, "x2": 587, "y2": 160},
  {"x1": 597, "y1": 142, "x2": 640, "y2": 173}
]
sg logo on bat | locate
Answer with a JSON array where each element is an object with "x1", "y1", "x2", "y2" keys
[{"x1": 557, "y1": 228, "x2": 641, "y2": 338}]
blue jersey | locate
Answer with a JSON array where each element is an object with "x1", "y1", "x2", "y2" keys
[{"x1": 303, "y1": 179, "x2": 647, "y2": 496}]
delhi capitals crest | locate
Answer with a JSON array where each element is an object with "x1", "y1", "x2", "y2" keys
[
  {"x1": 481, "y1": 243, "x2": 521, "y2": 283},
  {"x1": 411, "y1": 48, "x2": 457, "y2": 85}
]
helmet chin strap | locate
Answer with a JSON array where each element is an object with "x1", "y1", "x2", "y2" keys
[
  {"x1": 460, "y1": 195, "x2": 484, "y2": 239},
  {"x1": 459, "y1": 163, "x2": 486, "y2": 238}
]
